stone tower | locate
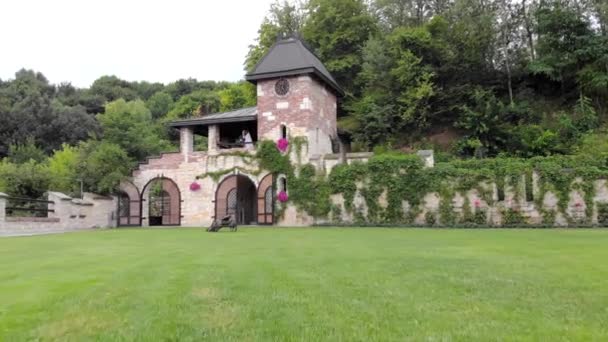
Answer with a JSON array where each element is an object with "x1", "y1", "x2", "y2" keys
[{"x1": 246, "y1": 37, "x2": 343, "y2": 157}]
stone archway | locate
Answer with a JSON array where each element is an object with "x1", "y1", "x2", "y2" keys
[
  {"x1": 257, "y1": 173, "x2": 274, "y2": 225},
  {"x1": 215, "y1": 174, "x2": 257, "y2": 225},
  {"x1": 141, "y1": 177, "x2": 181, "y2": 226},
  {"x1": 117, "y1": 181, "x2": 141, "y2": 227}
]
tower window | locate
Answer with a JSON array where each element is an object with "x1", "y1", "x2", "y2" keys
[
  {"x1": 280, "y1": 125, "x2": 288, "y2": 139},
  {"x1": 275, "y1": 78, "x2": 290, "y2": 96}
]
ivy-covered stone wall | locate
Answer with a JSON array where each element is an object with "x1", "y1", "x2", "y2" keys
[{"x1": 257, "y1": 140, "x2": 608, "y2": 227}]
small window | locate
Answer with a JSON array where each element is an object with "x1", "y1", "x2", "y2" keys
[
  {"x1": 280, "y1": 125, "x2": 287, "y2": 139},
  {"x1": 280, "y1": 177, "x2": 287, "y2": 192}
]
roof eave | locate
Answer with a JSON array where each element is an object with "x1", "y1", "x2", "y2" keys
[{"x1": 169, "y1": 116, "x2": 257, "y2": 128}]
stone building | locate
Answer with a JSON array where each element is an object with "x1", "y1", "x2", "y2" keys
[{"x1": 116, "y1": 37, "x2": 366, "y2": 227}]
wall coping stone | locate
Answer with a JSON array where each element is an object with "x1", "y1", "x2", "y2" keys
[
  {"x1": 6, "y1": 217, "x2": 61, "y2": 223},
  {"x1": 48, "y1": 191, "x2": 72, "y2": 201},
  {"x1": 346, "y1": 152, "x2": 374, "y2": 159},
  {"x1": 72, "y1": 199, "x2": 94, "y2": 206}
]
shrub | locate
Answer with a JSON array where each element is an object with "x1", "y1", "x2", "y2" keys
[
  {"x1": 425, "y1": 211, "x2": 437, "y2": 226},
  {"x1": 542, "y1": 209, "x2": 557, "y2": 226},
  {"x1": 597, "y1": 203, "x2": 608, "y2": 226},
  {"x1": 473, "y1": 209, "x2": 488, "y2": 226},
  {"x1": 502, "y1": 208, "x2": 526, "y2": 226}
]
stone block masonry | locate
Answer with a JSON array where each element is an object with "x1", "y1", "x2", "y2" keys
[{"x1": 0, "y1": 192, "x2": 116, "y2": 237}]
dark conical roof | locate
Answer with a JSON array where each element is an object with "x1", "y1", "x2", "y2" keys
[{"x1": 245, "y1": 37, "x2": 344, "y2": 96}]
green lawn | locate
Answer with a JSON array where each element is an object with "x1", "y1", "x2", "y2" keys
[{"x1": 1, "y1": 228, "x2": 607, "y2": 341}]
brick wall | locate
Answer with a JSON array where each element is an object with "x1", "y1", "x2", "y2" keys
[{"x1": 256, "y1": 75, "x2": 337, "y2": 157}]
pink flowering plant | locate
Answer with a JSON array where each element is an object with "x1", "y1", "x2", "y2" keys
[
  {"x1": 277, "y1": 190, "x2": 289, "y2": 203},
  {"x1": 189, "y1": 182, "x2": 201, "y2": 191},
  {"x1": 276, "y1": 138, "x2": 289, "y2": 153}
]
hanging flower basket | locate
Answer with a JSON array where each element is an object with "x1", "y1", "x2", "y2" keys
[
  {"x1": 277, "y1": 190, "x2": 289, "y2": 203},
  {"x1": 276, "y1": 138, "x2": 289, "y2": 153},
  {"x1": 189, "y1": 182, "x2": 201, "y2": 191}
]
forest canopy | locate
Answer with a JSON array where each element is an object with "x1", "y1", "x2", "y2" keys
[{"x1": 0, "y1": 0, "x2": 606, "y2": 197}]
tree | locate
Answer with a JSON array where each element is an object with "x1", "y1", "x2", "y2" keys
[
  {"x1": 166, "y1": 90, "x2": 221, "y2": 119},
  {"x1": 88, "y1": 75, "x2": 138, "y2": 102},
  {"x1": 0, "y1": 159, "x2": 49, "y2": 198},
  {"x1": 372, "y1": 0, "x2": 438, "y2": 30},
  {"x1": 245, "y1": 1, "x2": 305, "y2": 71},
  {"x1": 97, "y1": 99, "x2": 171, "y2": 161},
  {"x1": 218, "y1": 82, "x2": 256, "y2": 111},
  {"x1": 530, "y1": 3, "x2": 594, "y2": 96},
  {"x1": 7, "y1": 137, "x2": 46, "y2": 164},
  {"x1": 455, "y1": 88, "x2": 509, "y2": 157},
  {"x1": 79, "y1": 141, "x2": 133, "y2": 194},
  {"x1": 146, "y1": 91, "x2": 175, "y2": 119},
  {"x1": 0, "y1": 76, "x2": 99, "y2": 157},
  {"x1": 48, "y1": 144, "x2": 81, "y2": 194},
  {"x1": 302, "y1": 0, "x2": 378, "y2": 94}
]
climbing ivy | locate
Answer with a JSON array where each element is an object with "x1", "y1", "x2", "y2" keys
[{"x1": 199, "y1": 138, "x2": 608, "y2": 227}]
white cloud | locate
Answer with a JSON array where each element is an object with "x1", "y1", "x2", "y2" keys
[{"x1": 0, "y1": 0, "x2": 275, "y2": 87}]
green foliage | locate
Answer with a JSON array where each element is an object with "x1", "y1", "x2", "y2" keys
[
  {"x1": 98, "y1": 99, "x2": 171, "y2": 161},
  {"x1": 48, "y1": 144, "x2": 80, "y2": 195},
  {"x1": 7, "y1": 137, "x2": 46, "y2": 164},
  {"x1": 166, "y1": 90, "x2": 221, "y2": 119},
  {"x1": 219, "y1": 82, "x2": 256, "y2": 112},
  {"x1": 0, "y1": 159, "x2": 49, "y2": 198},
  {"x1": 88, "y1": 75, "x2": 138, "y2": 102},
  {"x1": 146, "y1": 91, "x2": 174, "y2": 119},
  {"x1": 462, "y1": 197, "x2": 474, "y2": 224},
  {"x1": 245, "y1": 1, "x2": 303, "y2": 71},
  {"x1": 424, "y1": 211, "x2": 437, "y2": 226},
  {"x1": 302, "y1": 0, "x2": 378, "y2": 93},
  {"x1": 473, "y1": 209, "x2": 488, "y2": 226},
  {"x1": 542, "y1": 209, "x2": 557, "y2": 226},
  {"x1": 597, "y1": 203, "x2": 608, "y2": 226},
  {"x1": 79, "y1": 141, "x2": 133, "y2": 195},
  {"x1": 502, "y1": 208, "x2": 526, "y2": 226}
]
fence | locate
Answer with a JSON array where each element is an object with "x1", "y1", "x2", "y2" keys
[{"x1": 5, "y1": 196, "x2": 54, "y2": 218}]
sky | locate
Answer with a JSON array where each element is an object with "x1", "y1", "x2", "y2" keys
[{"x1": 0, "y1": 0, "x2": 275, "y2": 87}]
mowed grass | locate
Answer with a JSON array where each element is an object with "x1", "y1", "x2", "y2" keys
[{"x1": 1, "y1": 228, "x2": 607, "y2": 341}]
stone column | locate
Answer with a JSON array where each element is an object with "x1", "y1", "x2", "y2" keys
[
  {"x1": 180, "y1": 127, "x2": 194, "y2": 160},
  {"x1": 208, "y1": 125, "x2": 219, "y2": 154}
]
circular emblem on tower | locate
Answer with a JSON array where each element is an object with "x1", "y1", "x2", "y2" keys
[{"x1": 274, "y1": 78, "x2": 290, "y2": 96}]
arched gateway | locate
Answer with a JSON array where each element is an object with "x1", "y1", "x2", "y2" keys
[
  {"x1": 141, "y1": 177, "x2": 181, "y2": 226},
  {"x1": 215, "y1": 173, "x2": 274, "y2": 225},
  {"x1": 116, "y1": 181, "x2": 141, "y2": 226}
]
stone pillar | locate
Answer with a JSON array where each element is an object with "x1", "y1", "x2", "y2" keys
[
  {"x1": 180, "y1": 127, "x2": 194, "y2": 159},
  {"x1": 208, "y1": 125, "x2": 219, "y2": 154},
  {"x1": 417, "y1": 150, "x2": 434, "y2": 168},
  {"x1": 47, "y1": 192, "x2": 73, "y2": 221},
  {"x1": 0, "y1": 192, "x2": 7, "y2": 223}
]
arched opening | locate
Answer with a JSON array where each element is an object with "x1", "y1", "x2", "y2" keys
[
  {"x1": 142, "y1": 177, "x2": 181, "y2": 226},
  {"x1": 117, "y1": 181, "x2": 141, "y2": 226},
  {"x1": 280, "y1": 124, "x2": 288, "y2": 139},
  {"x1": 215, "y1": 174, "x2": 257, "y2": 225},
  {"x1": 257, "y1": 173, "x2": 274, "y2": 225}
]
